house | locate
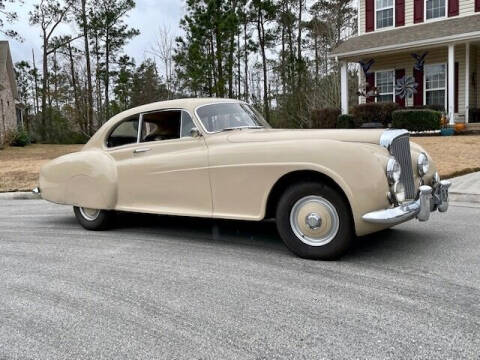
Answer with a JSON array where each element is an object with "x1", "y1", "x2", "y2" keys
[
  {"x1": 332, "y1": 0, "x2": 480, "y2": 125},
  {"x1": 0, "y1": 41, "x2": 21, "y2": 145}
]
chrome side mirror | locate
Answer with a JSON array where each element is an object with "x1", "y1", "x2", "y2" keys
[{"x1": 190, "y1": 127, "x2": 202, "y2": 138}]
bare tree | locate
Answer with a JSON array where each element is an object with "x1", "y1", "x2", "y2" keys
[
  {"x1": 29, "y1": 0, "x2": 73, "y2": 140},
  {"x1": 149, "y1": 25, "x2": 175, "y2": 99}
]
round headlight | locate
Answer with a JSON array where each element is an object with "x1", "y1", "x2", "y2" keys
[
  {"x1": 417, "y1": 153, "x2": 429, "y2": 177},
  {"x1": 392, "y1": 182, "x2": 406, "y2": 203},
  {"x1": 386, "y1": 158, "x2": 401, "y2": 184}
]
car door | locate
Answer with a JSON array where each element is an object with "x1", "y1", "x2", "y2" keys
[{"x1": 107, "y1": 109, "x2": 212, "y2": 217}]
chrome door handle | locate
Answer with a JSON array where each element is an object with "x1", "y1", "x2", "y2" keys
[{"x1": 133, "y1": 147, "x2": 151, "y2": 154}]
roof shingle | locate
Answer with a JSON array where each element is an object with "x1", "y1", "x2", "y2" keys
[{"x1": 332, "y1": 14, "x2": 480, "y2": 58}]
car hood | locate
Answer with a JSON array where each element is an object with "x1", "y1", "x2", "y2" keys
[{"x1": 226, "y1": 128, "x2": 386, "y2": 145}]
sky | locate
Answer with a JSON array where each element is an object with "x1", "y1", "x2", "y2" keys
[{"x1": 6, "y1": 0, "x2": 185, "y2": 66}]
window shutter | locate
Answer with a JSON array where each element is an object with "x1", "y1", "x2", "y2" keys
[
  {"x1": 448, "y1": 0, "x2": 459, "y2": 16},
  {"x1": 366, "y1": 0, "x2": 375, "y2": 32},
  {"x1": 476, "y1": 0, "x2": 480, "y2": 12},
  {"x1": 413, "y1": 68, "x2": 423, "y2": 106},
  {"x1": 366, "y1": 73, "x2": 375, "y2": 103},
  {"x1": 395, "y1": 0, "x2": 405, "y2": 26},
  {"x1": 414, "y1": 0, "x2": 424, "y2": 23},
  {"x1": 395, "y1": 69, "x2": 405, "y2": 107}
]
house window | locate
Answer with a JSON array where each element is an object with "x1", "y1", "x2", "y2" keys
[
  {"x1": 424, "y1": 64, "x2": 446, "y2": 109},
  {"x1": 376, "y1": 0, "x2": 394, "y2": 29},
  {"x1": 376, "y1": 70, "x2": 395, "y2": 102},
  {"x1": 426, "y1": 0, "x2": 446, "y2": 20}
]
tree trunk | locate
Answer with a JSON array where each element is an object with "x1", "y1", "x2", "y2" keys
[
  {"x1": 243, "y1": 21, "x2": 249, "y2": 102},
  {"x1": 297, "y1": 0, "x2": 303, "y2": 88},
  {"x1": 53, "y1": 50, "x2": 59, "y2": 111},
  {"x1": 68, "y1": 43, "x2": 84, "y2": 134},
  {"x1": 257, "y1": 10, "x2": 269, "y2": 122},
  {"x1": 210, "y1": 32, "x2": 217, "y2": 95},
  {"x1": 215, "y1": 26, "x2": 224, "y2": 97},
  {"x1": 227, "y1": 30, "x2": 235, "y2": 98},
  {"x1": 104, "y1": 29, "x2": 110, "y2": 122},
  {"x1": 81, "y1": 0, "x2": 94, "y2": 135},
  {"x1": 94, "y1": 31, "x2": 103, "y2": 125},
  {"x1": 237, "y1": 29, "x2": 241, "y2": 98},
  {"x1": 32, "y1": 49, "x2": 40, "y2": 115},
  {"x1": 41, "y1": 32, "x2": 48, "y2": 141}
]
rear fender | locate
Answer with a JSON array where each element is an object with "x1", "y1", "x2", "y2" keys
[{"x1": 39, "y1": 150, "x2": 117, "y2": 209}]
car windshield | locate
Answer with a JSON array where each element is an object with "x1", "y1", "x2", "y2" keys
[{"x1": 196, "y1": 102, "x2": 270, "y2": 133}]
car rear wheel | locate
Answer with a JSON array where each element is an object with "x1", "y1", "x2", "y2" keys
[
  {"x1": 73, "y1": 206, "x2": 114, "y2": 231},
  {"x1": 275, "y1": 182, "x2": 353, "y2": 260}
]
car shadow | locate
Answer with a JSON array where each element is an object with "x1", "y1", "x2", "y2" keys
[
  {"x1": 112, "y1": 211, "x2": 288, "y2": 252},
  {"x1": 50, "y1": 210, "x2": 434, "y2": 261},
  {"x1": 110, "y1": 212, "x2": 433, "y2": 261}
]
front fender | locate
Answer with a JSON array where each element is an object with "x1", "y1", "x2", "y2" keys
[
  {"x1": 281, "y1": 141, "x2": 393, "y2": 237},
  {"x1": 39, "y1": 150, "x2": 117, "y2": 209}
]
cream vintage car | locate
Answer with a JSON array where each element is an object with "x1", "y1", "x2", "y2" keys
[{"x1": 37, "y1": 98, "x2": 451, "y2": 259}]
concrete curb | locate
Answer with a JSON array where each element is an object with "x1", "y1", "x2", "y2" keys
[{"x1": 0, "y1": 192, "x2": 40, "y2": 200}]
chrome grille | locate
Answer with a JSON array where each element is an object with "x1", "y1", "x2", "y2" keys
[{"x1": 390, "y1": 134, "x2": 416, "y2": 200}]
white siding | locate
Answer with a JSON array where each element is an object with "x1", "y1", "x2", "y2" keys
[
  {"x1": 460, "y1": 0, "x2": 476, "y2": 17},
  {"x1": 404, "y1": 0, "x2": 414, "y2": 26},
  {"x1": 359, "y1": 0, "x2": 365, "y2": 35}
]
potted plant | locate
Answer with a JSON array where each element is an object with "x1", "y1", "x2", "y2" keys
[
  {"x1": 440, "y1": 113, "x2": 455, "y2": 136},
  {"x1": 454, "y1": 115, "x2": 466, "y2": 133}
]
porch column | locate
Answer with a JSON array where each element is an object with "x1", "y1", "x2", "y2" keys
[
  {"x1": 340, "y1": 61, "x2": 349, "y2": 114},
  {"x1": 465, "y1": 43, "x2": 470, "y2": 124},
  {"x1": 448, "y1": 44, "x2": 455, "y2": 125}
]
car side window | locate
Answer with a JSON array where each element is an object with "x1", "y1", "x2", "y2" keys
[
  {"x1": 180, "y1": 111, "x2": 196, "y2": 138},
  {"x1": 140, "y1": 110, "x2": 181, "y2": 143},
  {"x1": 106, "y1": 116, "x2": 139, "y2": 148}
]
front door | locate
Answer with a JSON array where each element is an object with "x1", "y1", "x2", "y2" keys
[{"x1": 107, "y1": 110, "x2": 212, "y2": 217}]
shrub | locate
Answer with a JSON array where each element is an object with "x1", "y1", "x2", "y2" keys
[
  {"x1": 9, "y1": 129, "x2": 31, "y2": 147},
  {"x1": 336, "y1": 114, "x2": 355, "y2": 129},
  {"x1": 351, "y1": 102, "x2": 400, "y2": 128},
  {"x1": 391, "y1": 109, "x2": 442, "y2": 132},
  {"x1": 409, "y1": 104, "x2": 445, "y2": 112},
  {"x1": 310, "y1": 108, "x2": 341, "y2": 129}
]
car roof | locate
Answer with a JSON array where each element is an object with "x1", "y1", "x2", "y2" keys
[{"x1": 111, "y1": 98, "x2": 242, "y2": 121}]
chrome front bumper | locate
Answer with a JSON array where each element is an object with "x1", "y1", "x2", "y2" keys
[{"x1": 362, "y1": 180, "x2": 451, "y2": 225}]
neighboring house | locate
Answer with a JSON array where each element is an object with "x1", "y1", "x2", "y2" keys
[
  {"x1": 0, "y1": 41, "x2": 21, "y2": 145},
  {"x1": 332, "y1": 0, "x2": 480, "y2": 124}
]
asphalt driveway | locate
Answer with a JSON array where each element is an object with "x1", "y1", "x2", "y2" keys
[{"x1": 0, "y1": 199, "x2": 479, "y2": 359}]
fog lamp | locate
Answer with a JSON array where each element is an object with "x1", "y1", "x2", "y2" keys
[{"x1": 417, "y1": 153, "x2": 429, "y2": 177}]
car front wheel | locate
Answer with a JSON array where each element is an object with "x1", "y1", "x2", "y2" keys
[
  {"x1": 276, "y1": 182, "x2": 353, "y2": 260},
  {"x1": 73, "y1": 206, "x2": 114, "y2": 231}
]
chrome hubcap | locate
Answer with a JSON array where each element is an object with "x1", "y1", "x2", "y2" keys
[
  {"x1": 290, "y1": 195, "x2": 340, "y2": 247},
  {"x1": 305, "y1": 213, "x2": 322, "y2": 229},
  {"x1": 79, "y1": 207, "x2": 100, "y2": 221}
]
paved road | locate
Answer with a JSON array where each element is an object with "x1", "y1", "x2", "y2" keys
[{"x1": 0, "y1": 200, "x2": 479, "y2": 359}]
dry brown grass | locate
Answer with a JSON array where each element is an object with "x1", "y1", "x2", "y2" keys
[
  {"x1": 0, "y1": 136, "x2": 479, "y2": 192},
  {"x1": 413, "y1": 135, "x2": 480, "y2": 178},
  {"x1": 0, "y1": 144, "x2": 82, "y2": 192}
]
